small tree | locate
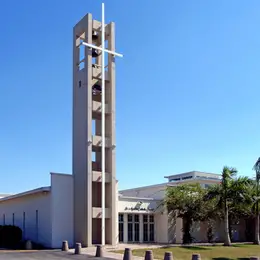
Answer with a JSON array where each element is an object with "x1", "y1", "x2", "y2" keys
[{"x1": 165, "y1": 183, "x2": 206, "y2": 244}]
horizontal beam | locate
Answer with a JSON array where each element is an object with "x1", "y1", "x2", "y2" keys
[{"x1": 82, "y1": 42, "x2": 123, "y2": 58}]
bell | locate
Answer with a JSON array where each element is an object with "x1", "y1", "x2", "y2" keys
[
  {"x1": 92, "y1": 31, "x2": 99, "y2": 41},
  {"x1": 92, "y1": 49, "x2": 99, "y2": 58},
  {"x1": 92, "y1": 84, "x2": 102, "y2": 95}
]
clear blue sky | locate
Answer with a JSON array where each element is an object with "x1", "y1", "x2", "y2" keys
[{"x1": 0, "y1": 0, "x2": 259, "y2": 193}]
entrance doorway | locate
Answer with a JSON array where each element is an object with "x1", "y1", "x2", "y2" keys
[
  {"x1": 143, "y1": 214, "x2": 154, "y2": 242},
  {"x1": 127, "y1": 214, "x2": 140, "y2": 242}
]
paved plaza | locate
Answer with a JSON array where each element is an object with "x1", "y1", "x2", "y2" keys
[
  {"x1": 0, "y1": 245, "x2": 146, "y2": 260},
  {"x1": 0, "y1": 250, "x2": 119, "y2": 260}
]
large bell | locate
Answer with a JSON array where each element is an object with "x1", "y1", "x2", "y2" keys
[
  {"x1": 92, "y1": 31, "x2": 99, "y2": 41},
  {"x1": 92, "y1": 84, "x2": 102, "y2": 95},
  {"x1": 92, "y1": 49, "x2": 99, "y2": 58}
]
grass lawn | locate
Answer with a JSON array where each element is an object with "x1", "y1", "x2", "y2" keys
[{"x1": 115, "y1": 244, "x2": 260, "y2": 260}]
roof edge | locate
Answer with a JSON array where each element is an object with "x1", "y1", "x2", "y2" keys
[
  {"x1": 164, "y1": 171, "x2": 221, "y2": 178},
  {"x1": 0, "y1": 186, "x2": 51, "y2": 203},
  {"x1": 118, "y1": 194, "x2": 161, "y2": 201},
  {"x1": 119, "y1": 182, "x2": 168, "y2": 193}
]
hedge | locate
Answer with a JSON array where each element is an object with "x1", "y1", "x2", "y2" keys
[{"x1": 0, "y1": 225, "x2": 22, "y2": 248}]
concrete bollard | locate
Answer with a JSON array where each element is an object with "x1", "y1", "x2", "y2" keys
[
  {"x1": 95, "y1": 245, "x2": 104, "y2": 257},
  {"x1": 62, "y1": 240, "x2": 69, "y2": 251},
  {"x1": 164, "y1": 251, "x2": 173, "y2": 260},
  {"x1": 25, "y1": 240, "x2": 32, "y2": 250},
  {"x1": 192, "y1": 254, "x2": 201, "y2": 260},
  {"x1": 74, "y1": 243, "x2": 82, "y2": 255},
  {"x1": 144, "y1": 250, "x2": 154, "y2": 260},
  {"x1": 250, "y1": 257, "x2": 259, "y2": 260},
  {"x1": 123, "y1": 248, "x2": 132, "y2": 260}
]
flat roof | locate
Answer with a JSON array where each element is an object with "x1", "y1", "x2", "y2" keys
[
  {"x1": 0, "y1": 186, "x2": 51, "y2": 203},
  {"x1": 118, "y1": 194, "x2": 161, "y2": 201},
  {"x1": 119, "y1": 177, "x2": 221, "y2": 193},
  {"x1": 119, "y1": 182, "x2": 169, "y2": 192},
  {"x1": 164, "y1": 171, "x2": 221, "y2": 179}
]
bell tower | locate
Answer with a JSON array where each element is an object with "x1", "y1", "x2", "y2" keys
[{"x1": 72, "y1": 9, "x2": 118, "y2": 246}]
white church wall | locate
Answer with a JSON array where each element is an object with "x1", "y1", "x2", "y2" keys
[
  {"x1": 50, "y1": 173, "x2": 73, "y2": 248},
  {"x1": 155, "y1": 213, "x2": 168, "y2": 243},
  {"x1": 0, "y1": 191, "x2": 52, "y2": 248}
]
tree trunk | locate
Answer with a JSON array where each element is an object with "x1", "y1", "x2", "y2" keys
[
  {"x1": 254, "y1": 209, "x2": 260, "y2": 244},
  {"x1": 182, "y1": 217, "x2": 193, "y2": 244},
  {"x1": 224, "y1": 201, "x2": 231, "y2": 246}
]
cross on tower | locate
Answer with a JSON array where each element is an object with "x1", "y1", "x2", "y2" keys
[{"x1": 81, "y1": 3, "x2": 123, "y2": 246}]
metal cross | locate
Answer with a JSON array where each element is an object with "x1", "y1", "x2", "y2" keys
[{"x1": 81, "y1": 3, "x2": 123, "y2": 246}]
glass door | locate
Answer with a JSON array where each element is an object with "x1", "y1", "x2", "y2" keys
[
  {"x1": 143, "y1": 214, "x2": 154, "y2": 242},
  {"x1": 118, "y1": 214, "x2": 124, "y2": 242},
  {"x1": 127, "y1": 214, "x2": 140, "y2": 242}
]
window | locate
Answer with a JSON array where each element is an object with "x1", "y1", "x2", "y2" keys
[
  {"x1": 170, "y1": 178, "x2": 181, "y2": 182},
  {"x1": 36, "y1": 210, "x2": 39, "y2": 242},
  {"x1": 182, "y1": 176, "x2": 192, "y2": 180},
  {"x1": 128, "y1": 223, "x2": 133, "y2": 242},
  {"x1": 143, "y1": 214, "x2": 154, "y2": 242},
  {"x1": 118, "y1": 214, "x2": 124, "y2": 242},
  {"x1": 134, "y1": 222, "x2": 140, "y2": 242},
  {"x1": 79, "y1": 80, "x2": 82, "y2": 88},
  {"x1": 143, "y1": 222, "x2": 148, "y2": 242},
  {"x1": 12, "y1": 213, "x2": 15, "y2": 226},
  {"x1": 127, "y1": 214, "x2": 133, "y2": 242},
  {"x1": 127, "y1": 214, "x2": 140, "y2": 242},
  {"x1": 23, "y1": 212, "x2": 26, "y2": 239},
  {"x1": 128, "y1": 214, "x2": 133, "y2": 222},
  {"x1": 3, "y1": 214, "x2": 5, "y2": 226},
  {"x1": 119, "y1": 214, "x2": 124, "y2": 222},
  {"x1": 149, "y1": 223, "x2": 154, "y2": 241},
  {"x1": 134, "y1": 214, "x2": 140, "y2": 242}
]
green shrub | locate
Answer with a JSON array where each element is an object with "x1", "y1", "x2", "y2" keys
[{"x1": 0, "y1": 225, "x2": 22, "y2": 248}]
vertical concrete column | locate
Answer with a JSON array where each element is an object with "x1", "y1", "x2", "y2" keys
[
  {"x1": 140, "y1": 214, "x2": 144, "y2": 243},
  {"x1": 106, "y1": 21, "x2": 117, "y2": 246},
  {"x1": 123, "y1": 213, "x2": 128, "y2": 243},
  {"x1": 73, "y1": 13, "x2": 93, "y2": 247}
]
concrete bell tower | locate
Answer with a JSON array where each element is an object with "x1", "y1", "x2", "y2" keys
[{"x1": 72, "y1": 11, "x2": 118, "y2": 247}]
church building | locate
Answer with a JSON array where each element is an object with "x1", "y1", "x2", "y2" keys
[{"x1": 0, "y1": 171, "x2": 222, "y2": 248}]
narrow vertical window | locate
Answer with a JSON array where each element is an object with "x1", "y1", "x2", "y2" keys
[
  {"x1": 118, "y1": 214, "x2": 124, "y2": 242},
  {"x1": 23, "y1": 212, "x2": 26, "y2": 239},
  {"x1": 12, "y1": 213, "x2": 15, "y2": 226},
  {"x1": 127, "y1": 214, "x2": 133, "y2": 242},
  {"x1": 36, "y1": 210, "x2": 39, "y2": 242},
  {"x1": 3, "y1": 214, "x2": 5, "y2": 226}
]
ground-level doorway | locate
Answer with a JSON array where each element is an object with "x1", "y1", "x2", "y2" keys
[{"x1": 118, "y1": 213, "x2": 155, "y2": 243}]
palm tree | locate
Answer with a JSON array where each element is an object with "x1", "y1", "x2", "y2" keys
[
  {"x1": 206, "y1": 166, "x2": 250, "y2": 246},
  {"x1": 221, "y1": 166, "x2": 236, "y2": 246},
  {"x1": 253, "y1": 157, "x2": 260, "y2": 245}
]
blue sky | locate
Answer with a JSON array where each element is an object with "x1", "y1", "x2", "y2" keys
[{"x1": 0, "y1": 0, "x2": 260, "y2": 193}]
